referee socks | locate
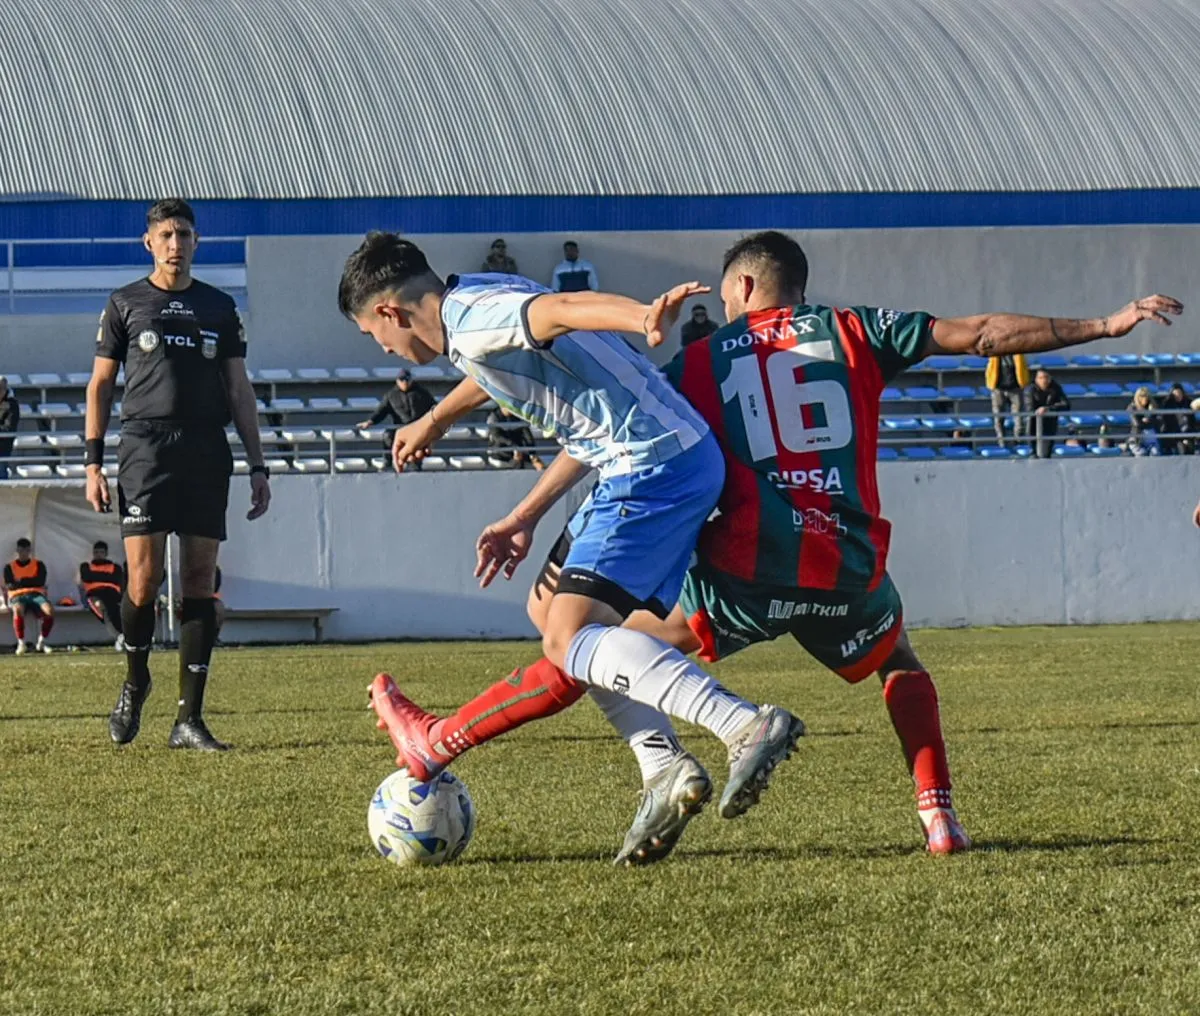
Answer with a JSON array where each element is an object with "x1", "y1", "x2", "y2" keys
[
  {"x1": 120, "y1": 594, "x2": 157, "y2": 692},
  {"x1": 177, "y1": 597, "x2": 218, "y2": 723}
]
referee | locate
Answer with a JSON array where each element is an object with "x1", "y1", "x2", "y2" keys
[{"x1": 84, "y1": 198, "x2": 271, "y2": 751}]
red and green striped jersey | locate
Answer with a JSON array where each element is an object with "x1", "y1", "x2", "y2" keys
[{"x1": 663, "y1": 304, "x2": 933, "y2": 593}]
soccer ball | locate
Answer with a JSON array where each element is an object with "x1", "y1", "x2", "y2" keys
[{"x1": 368, "y1": 768, "x2": 476, "y2": 867}]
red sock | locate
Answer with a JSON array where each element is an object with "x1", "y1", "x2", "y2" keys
[
  {"x1": 40, "y1": 614, "x2": 54, "y2": 638},
  {"x1": 434, "y1": 657, "x2": 586, "y2": 756},
  {"x1": 13, "y1": 613, "x2": 25, "y2": 641},
  {"x1": 882, "y1": 670, "x2": 953, "y2": 810}
]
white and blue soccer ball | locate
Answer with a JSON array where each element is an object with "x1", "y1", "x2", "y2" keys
[{"x1": 368, "y1": 768, "x2": 476, "y2": 867}]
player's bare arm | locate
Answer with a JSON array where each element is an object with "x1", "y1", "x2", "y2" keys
[
  {"x1": 925, "y1": 295, "x2": 1183, "y2": 358},
  {"x1": 475, "y1": 451, "x2": 589, "y2": 588},
  {"x1": 221, "y1": 358, "x2": 271, "y2": 521},
  {"x1": 84, "y1": 355, "x2": 120, "y2": 513},
  {"x1": 524, "y1": 282, "x2": 709, "y2": 348},
  {"x1": 390, "y1": 376, "x2": 490, "y2": 470}
]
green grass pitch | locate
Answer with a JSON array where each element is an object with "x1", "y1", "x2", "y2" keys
[{"x1": 2, "y1": 625, "x2": 1199, "y2": 1016}]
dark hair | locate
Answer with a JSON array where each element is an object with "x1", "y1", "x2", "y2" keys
[
  {"x1": 146, "y1": 198, "x2": 196, "y2": 229},
  {"x1": 93, "y1": 540, "x2": 108, "y2": 551},
  {"x1": 564, "y1": 240, "x2": 579, "y2": 249},
  {"x1": 337, "y1": 232, "x2": 443, "y2": 318},
  {"x1": 16, "y1": 537, "x2": 31, "y2": 549},
  {"x1": 721, "y1": 230, "x2": 808, "y2": 297}
]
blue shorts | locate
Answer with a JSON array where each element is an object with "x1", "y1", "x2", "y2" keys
[{"x1": 558, "y1": 433, "x2": 724, "y2": 618}]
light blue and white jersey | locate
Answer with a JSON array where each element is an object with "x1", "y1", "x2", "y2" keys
[{"x1": 441, "y1": 274, "x2": 709, "y2": 476}]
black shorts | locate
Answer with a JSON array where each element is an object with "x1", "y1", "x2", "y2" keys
[{"x1": 117, "y1": 421, "x2": 233, "y2": 540}]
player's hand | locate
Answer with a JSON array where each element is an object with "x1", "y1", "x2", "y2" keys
[
  {"x1": 391, "y1": 415, "x2": 441, "y2": 471},
  {"x1": 85, "y1": 465, "x2": 111, "y2": 513},
  {"x1": 1104, "y1": 295, "x2": 1183, "y2": 337},
  {"x1": 247, "y1": 471, "x2": 271, "y2": 521},
  {"x1": 355, "y1": 419, "x2": 373, "y2": 430},
  {"x1": 475, "y1": 513, "x2": 536, "y2": 588},
  {"x1": 643, "y1": 282, "x2": 711, "y2": 348}
]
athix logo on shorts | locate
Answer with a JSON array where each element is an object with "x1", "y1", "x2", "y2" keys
[
  {"x1": 137, "y1": 330, "x2": 159, "y2": 352},
  {"x1": 122, "y1": 504, "x2": 150, "y2": 526},
  {"x1": 792, "y1": 507, "x2": 848, "y2": 535},
  {"x1": 768, "y1": 467, "x2": 843, "y2": 494},
  {"x1": 839, "y1": 610, "x2": 897, "y2": 659}
]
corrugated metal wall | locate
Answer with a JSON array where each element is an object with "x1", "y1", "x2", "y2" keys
[{"x1": 3, "y1": 0, "x2": 1199, "y2": 200}]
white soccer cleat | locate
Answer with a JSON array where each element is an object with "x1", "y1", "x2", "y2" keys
[
  {"x1": 36, "y1": 636, "x2": 51, "y2": 654},
  {"x1": 614, "y1": 752, "x2": 713, "y2": 867},
  {"x1": 14, "y1": 641, "x2": 27, "y2": 656},
  {"x1": 719, "y1": 705, "x2": 805, "y2": 819}
]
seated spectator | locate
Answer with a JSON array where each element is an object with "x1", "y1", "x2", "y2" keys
[
  {"x1": 1026, "y1": 369, "x2": 1070, "y2": 458},
  {"x1": 551, "y1": 241, "x2": 598, "y2": 292},
  {"x1": 1157, "y1": 382, "x2": 1196, "y2": 455},
  {"x1": 481, "y1": 238, "x2": 518, "y2": 274},
  {"x1": 355, "y1": 369, "x2": 436, "y2": 471},
  {"x1": 1126, "y1": 386, "x2": 1161, "y2": 457},
  {"x1": 79, "y1": 540, "x2": 125, "y2": 649},
  {"x1": 0, "y1": 375, "x2": 18, "y2": 481},
  {"x1": 986, "y1": 354, "x2": 1029, "y2": 447},
  {"x1": 487, "y1": 406, "x2": 545, "y2": 471},
  {"x1": 680, "y1": 304, "x2": 719, "y2": 347},
  {"x1": 4, "y1": 537, "x2": 53, "y2": 654}
]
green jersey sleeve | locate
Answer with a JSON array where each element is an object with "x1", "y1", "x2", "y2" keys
[{"x1": 850, "y1": 306, "x2": 936, "y2": 382}]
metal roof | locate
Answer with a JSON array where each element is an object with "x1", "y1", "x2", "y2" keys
[{"x1": 3, "y1": 0, "x2": 1199, "y2": 200}]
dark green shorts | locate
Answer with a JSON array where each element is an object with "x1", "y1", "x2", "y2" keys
[
  {"x1": 678, "y1": 563, "x2": 904, "y2": 683},
  {"x1": 8, "y1": 592, "x2": 51, "y2": 613}
]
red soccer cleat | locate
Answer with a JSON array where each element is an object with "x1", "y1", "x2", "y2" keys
[
  {"x1": 922, "y1": 808, "x2": 973, "y2": 855},
  {"x1": 367, "y1": 673, "x2": 452, "y2": 783}
]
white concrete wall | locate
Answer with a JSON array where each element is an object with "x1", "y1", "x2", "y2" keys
[
  {"x1": 5, "y1": 459, "x2": 1198, "y2": 644},
  {"x1": 8, "y1": 224, "x2": 1200, "y2": 378}
]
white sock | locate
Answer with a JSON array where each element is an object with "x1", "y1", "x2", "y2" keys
[
  {"x1": 588, "y1": 688, "x2": 683, "y2": 782},
  {"x1": 566, "y1": 624, "x2": 757, "y2": 744}
]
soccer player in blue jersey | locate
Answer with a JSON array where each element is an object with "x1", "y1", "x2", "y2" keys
[{"x1": 338, "y1": 232, "x2": 805, "y2": 840}]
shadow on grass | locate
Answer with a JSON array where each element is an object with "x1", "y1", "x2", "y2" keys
[
  {"x1": 974, "y1": 835, "x2": 1167, "y2": 854},
  {"x1": 465, "y1": 842, "x2": 924, "y2": 867}
]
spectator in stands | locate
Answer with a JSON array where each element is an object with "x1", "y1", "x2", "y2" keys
[
  {"x1": 78, "y1": 540, "x2": 125, "y2": 648},
  {"x1": 551, "y1": 241, "x2": 598, "y2": 293},
  {"x1": 985, "y1": 353, "x2": 1029, "y2": 447},
  {"x1": 481, "y1": 239, "x2": 519, "y2": 274},
  {"x1": 355, "y1": 368, "x2": 436, "y2": 470},
  {"x1": 1026, "y1": 368, "x2": 1070, "y2": 458},
  {"x1": 1157, "y1": 382, "x2": 1195, "y2": 455},
  {"x1": 1125, "y1": 386, "x2": 1161, "y2": 457},
  {"x1": 0, "y1": 375, "x2": 18, "y2": 480},
  {"x1": 487, "y1": 405, "x2": 545, "y2": 471},
  {"x1": 680, "y1": 304, "x2": 719, "y2": 348},
  {"x1": 4, "y1": 538, "x2": 53, "y2": 654}
]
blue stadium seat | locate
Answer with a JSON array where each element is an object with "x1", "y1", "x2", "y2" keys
[
  {"x1": 961, "y1": 356, "x2": 988, "y2": 369},
  {"x1": 1052, "y1": 445, "x2": 1086, "y2": 457},
  {"x1": 941, "y1": 385, "x2": 977, "y2": 400},
  {"x1": 1068, "y1": 413, "x2": 1105, "y2": 428},
  {"x1": 1142, "y1": 353, "x2": 1176, "y2": 367},
  {"x1": 1104, "y1": 353, "x2": 1140, "y2": 367},
  {"x1": 1014, "y1": 445, "x2": 1034, "y2": 457},
  {"x1": 1069, "y1": 354, "x2": 1104, "y2": 367},
  {"x1": 881, "y1": 417, "x2": 923, "y2": 431},
  {"x1": 977, "y1": 446, "x2": 1012, "y2": 458},
  {"x1": 904, "y1": 385, "x2": 941, "y2": 401},
  {"x1": 881, "y1": 387, "x2": 904, "y2": 402},
  {"x1": 1105, "y1": 411, "x2": 1131, "y2": 427},
  {"x1": 900, "y1": 446, "x2": 936, "y2": 460},
  {"x1": 1088, "y1": 445, "x2": 1123, "y2": 457},
  {"x1": 1122, "y1": 381, "x2": 1155, "y2": 395},
  {"x1": 1031, "y1": 354, "x2": 1067, "y2": 368},
  {"x1": 877, "y1": 447, "x2": 900, "y2": 461},
  {"x1": 940, "y1": 446, "x2": 972, "y2": 459},
  {"x1": 957, "y1": 415, "x2": 992, "y2": 429},
  {"x1": 923, "y1": 356, "x2": 962, "y2": 371},
  {"x1": 1061, "y1": 382, "x2": 1088, "y2": 398},
  {"x1": 919, "y1": 415, "x2": 959, "y2": 430},
  {"x1": 1088, "y1": 382, "x2": 1123, "y2": 397},
  {"x1": 1176, "y1": 353, "x2": 1200, "y2": 366}
]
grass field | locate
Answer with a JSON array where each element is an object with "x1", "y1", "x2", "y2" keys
[{"x1": 1, "y1": 625, "x2": 1199, "y2": 1016}]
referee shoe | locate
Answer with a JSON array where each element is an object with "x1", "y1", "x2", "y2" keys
[
  {"x1": 109, "y1": 678, "x2": 152, "y2": 745},
  {"x1": 169, "y1": 717, "x2": 231, "y2": 752}
]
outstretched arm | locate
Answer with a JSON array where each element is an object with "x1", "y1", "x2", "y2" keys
[
  {"x1": 390, "y1": 376, "x2": 490, "y2": 470},
  {"x1": 924, "y1": 295, "x2": 1183, "y2": 358},
  {"x1": 525, "y1": 282, "x2": 709, "y2": 348}
]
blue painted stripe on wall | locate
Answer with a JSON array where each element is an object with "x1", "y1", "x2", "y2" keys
[{"x1": 1, "y1": 190, "x2": 1198, "y2": 239}]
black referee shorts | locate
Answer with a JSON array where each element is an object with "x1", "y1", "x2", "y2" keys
[{"x1": 117, "y1": 421, "x2": 234, "y2": 540}]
